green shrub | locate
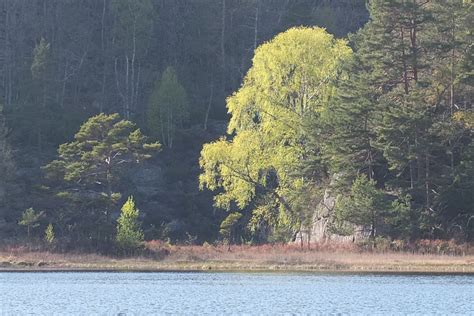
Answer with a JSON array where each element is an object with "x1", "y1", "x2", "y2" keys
[
  {"x1": 44, "y1": 224, "x2": 55, "y2": 245},
  {"x1": 116, "y1": 196, "x2": 144, "y2": 254}
]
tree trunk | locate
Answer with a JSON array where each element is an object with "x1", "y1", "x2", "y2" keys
[
  {"x1": 106, "y1": 165, "x2": 112, "y2": 225},
  {"x1": 220, "y1": 0, "x2": 226, "y2": 94},
  {"x1": 254, "y1": 0, "x2": 259, "y2": 51},
  {"x1": 450, "y1": 18, "x2": 455, "y2": 115},
  {"x1": 409, "y1": 141, "x2": 414, "y2": 189},
  {"x1": 204, "y1": 82, "x2": 214, "y2": 130},
  {"x1": 299, "y1": 222, "x2": 304, "y2": 249},
  {"x1": 100, "y1": 0, "x2": 107, "y2": 113},
  {"x1": 425, "y1": 153, "x2": 430, "y2": 211},
  {"x1": 401, "y1": 27, "x2": 409, "y2": 94},
  {"x1": 371, "y1": 212, "x2": 376, "y2": 249},
  {"x1": 410, "y1": 15, "x2": 418, "y2": 82}
]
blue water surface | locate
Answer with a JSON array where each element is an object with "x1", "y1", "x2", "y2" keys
[{"x1": 1, "y1": 272, "x2": 473, "y2": 315}]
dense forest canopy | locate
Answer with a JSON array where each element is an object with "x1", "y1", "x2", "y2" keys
[{"x1": 0, "y1": 0, "x2": 472, "y2": 252}]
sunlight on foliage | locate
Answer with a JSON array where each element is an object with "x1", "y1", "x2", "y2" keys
[{"x1": 200, "y1": 27, "x2": 351, "y2": 235}]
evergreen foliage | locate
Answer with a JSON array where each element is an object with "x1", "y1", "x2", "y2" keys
[
  {"x1": 299, "y1": 0, "x2": 473, "y2": 241},
  {"x1": 43, "y1": 113, "x2": 160, "y2": 245},
  {"x1": 333, "y1": 175, "x2": 388, "y2": 240},
  {"x1": 18, "y1": 208, "x2": 44, "y2": 238}
]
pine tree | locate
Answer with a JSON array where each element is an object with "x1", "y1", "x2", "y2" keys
[
  {"x1": 116, "y1": 196, "x2": 144, "y2": 254},
  {"x1": 18, "y1": 208, "x2": 44, "y2": 238},
  {"x1": 333, "y1": 175, "x2": 389, "y2": 242},
  {"x1": 43, "y1": 113, "x2": 161, "y2": 242},
  {"x1": 359, "y1": 0, "x2": 432, "y2": 193},
  {"x1": 317, "y1": 36, "x2": 384, "y2": 183},
  {"x1": 426, "y1": 1, "x2": 473, "y2": 237},
  {"x1": 304, "y1": 0, "x2": 433, "y2": 187},
  {"x1": 344, "y1": 0, "x2": 473, "y2": 239}
]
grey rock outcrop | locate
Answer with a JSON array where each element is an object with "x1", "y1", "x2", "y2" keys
[{"x1": 295, "y1": 184, "x2": 366, "y2": 245}]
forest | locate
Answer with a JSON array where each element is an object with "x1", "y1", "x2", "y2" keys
[{"x1": 0, "y1": 0, "x2": 472, "y2": 253}]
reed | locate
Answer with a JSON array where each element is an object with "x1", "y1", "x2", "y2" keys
[{"x1": 1, "y1": 242, "x2": 473, "y2": 273}]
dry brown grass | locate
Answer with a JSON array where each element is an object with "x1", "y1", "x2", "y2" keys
[{"x1": 1, "y1": 242, "x2": 473, "y2": 273}]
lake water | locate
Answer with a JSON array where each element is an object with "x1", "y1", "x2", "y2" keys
[{"x1": 1, "y1": 272, "x2": 473, "y2": 315}]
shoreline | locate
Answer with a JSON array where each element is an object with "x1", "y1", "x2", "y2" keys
[
  {"x1": 2, "y1": 248, "x2": 474, "y2": 274},
  {"x1": 2, "y1": 268, "x2": 474, "y2": 275}
]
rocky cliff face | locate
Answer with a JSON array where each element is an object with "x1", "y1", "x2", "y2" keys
[
  {"x1": 295, "y1": 185, "x2": 366, "y2": 245},
  {"x1": 126, "y1": 123, "x2": 226, "y2": 242}
]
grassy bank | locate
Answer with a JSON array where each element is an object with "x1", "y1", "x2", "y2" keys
[{"x1": 1, "y1": 244, "x2": 473, "y2": 274}]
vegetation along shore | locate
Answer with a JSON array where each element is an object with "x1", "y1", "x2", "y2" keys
[{"x1": 1, "y1": 242, "x2": 473, "y2": 274}]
